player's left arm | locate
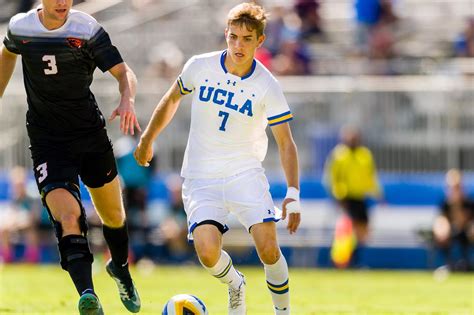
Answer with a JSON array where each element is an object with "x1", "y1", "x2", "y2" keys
[
  {"x1": 271, "y1": 122, "x2": 301, "y2": 234},
  {"x1": 108, "y1": 62, "x2": 140, "y2": 135},
  {"x1": 0, "y1": 45, "x2": 18, "y2": 98}
]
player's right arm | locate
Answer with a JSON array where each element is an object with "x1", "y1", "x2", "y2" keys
[
  {"x1": 0, "y1": 45, "x2": 17, "y2": 98},
  {"x1": 134, "y1": 81, "x2": 183, "y2": 167}
]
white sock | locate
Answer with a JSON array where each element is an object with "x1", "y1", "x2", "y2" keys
[
  {"x1": 202, "y1": 250, "x2": 243, "y2": 289},
  {"x1": 264, "y1": 253, "x2": 290, "y2": 315}
]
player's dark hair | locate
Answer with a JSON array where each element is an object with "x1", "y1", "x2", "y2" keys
[{"x1": 227, "y1": 2, "x2": 267, "y2": 37}]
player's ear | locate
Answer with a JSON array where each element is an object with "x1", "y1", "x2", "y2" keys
[
  {"x1": 257, "y1": 34, "x2": 266, "y2": 48},
  {"x1": 224, "y1": 28, "x2": 229, "y2": 39}
]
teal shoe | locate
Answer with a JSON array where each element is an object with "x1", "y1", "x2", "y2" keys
[
  {"x1": 106, "y1": 259, "x2": 141, "y2": 313},
  {"x1": 78, "y1": 293, "x2": 104, "y2": 315}
]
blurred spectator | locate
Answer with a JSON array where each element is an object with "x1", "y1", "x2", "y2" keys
[
  {"x1": 354, "y1": 0, "x2": 397, "y2": 58},
  {"x1": 453, "y1": 17, "x2": 474, "y2": 57},
  {"x1": 158, "y1": 174, "x2": 190, "y2": 262},
  {"x1": 242, "y1": 4, "x2": 313, "y2": 75},
  {"x1": 0, "y1": 166, "x2": 43, "y2": 263},
  {"x1": 368, "y1": 23, "x2": 395, "y2": 59},
  {"x1": 294, "y1": 0, "x2": 324, "y2": 41},
  {"x1": 115, "y1": 134, "x2": 156, "y2": 261},
  {"x1": 354, "y1": 0, "x2": 382, "y2": 55},
  {"x1": 324, "y1": 125, "x2": 382, "y2": 267},
  {"x1": 264, "y1": 5, "x2": 291, "y2": 56},
  {"x1": 272, "y1": 38, "x2": 312, "y2": 75},
  {"x1": 146, "y1": 41, "x2": 185, "y2": 80},
  {"x1": 433, "y1": 169, "x2": 474, "y2": 271},
  {"x1": 368, "y1": 0, "x2": 397, "y2": 59}
]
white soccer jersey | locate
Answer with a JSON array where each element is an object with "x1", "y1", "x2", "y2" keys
[{"x1": 177, "y1": 50, "x2": 293, "y2": 179}]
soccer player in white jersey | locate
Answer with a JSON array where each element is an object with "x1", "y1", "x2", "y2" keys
[
  {"x1": 135, "y1": 2, "x2": 301, "y2": 314},
  {"x1": 0, "y1": 1, "x2": 141, "y2": 314}
]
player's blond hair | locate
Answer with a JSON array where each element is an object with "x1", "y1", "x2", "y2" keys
[{"x1": 227, "y1": 2, "x2": 267, "y2": 37}]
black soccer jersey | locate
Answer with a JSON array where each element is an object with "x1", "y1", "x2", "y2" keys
[{"x1": 3, "y1": 7, "x2": 123, "y2": 140}]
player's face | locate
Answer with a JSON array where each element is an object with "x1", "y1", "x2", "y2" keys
[
  {"x1": 225, "y1": 23, "x2": 265, "y2": 69},
  {"x1": 41, "y1": 0, "x2": 73, "y2": 24}
]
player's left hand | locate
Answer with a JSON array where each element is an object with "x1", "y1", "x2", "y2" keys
[
  {"x1": 109, "y1": 99, "x2": 141, "y2": 135},
  {"x1": 282, "y1": 198, "x2": 301, "y2": 234}
]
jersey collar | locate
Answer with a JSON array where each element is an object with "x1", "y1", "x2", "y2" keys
[{"x1": 220, "y1": 50, "x2": 256, "y2": 80}]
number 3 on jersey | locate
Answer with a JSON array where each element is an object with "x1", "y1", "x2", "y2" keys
[
  {"x1": 36, "y1": 162, "x2": 48, "y2": 183},
  {"x1": 42, "y1": 55, "x2": 58, "y2": 75}
]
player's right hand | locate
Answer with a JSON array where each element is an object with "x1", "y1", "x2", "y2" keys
[
  {"x1": 134, "y1": 139, "x2": 153, "y2": 167},
  {"x1": 282, "y1": 198, "x2": 301, "y2": 234}
]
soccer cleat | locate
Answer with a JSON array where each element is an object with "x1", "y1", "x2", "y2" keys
[
  {"x1": 228, "y1": 272, "x2": 246, "y2": 315},
  {"x1": 78, "y1": 293, "x2": 104, "y2": 315},
  {"x1": 106, "y1": 259, "x2": 141, "y2": 313}
]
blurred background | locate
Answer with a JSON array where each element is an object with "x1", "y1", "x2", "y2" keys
[{"x1": 0, "y1": 0, "x2": 473, "y2": 271}]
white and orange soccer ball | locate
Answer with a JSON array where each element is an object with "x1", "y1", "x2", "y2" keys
[{"x1": 162, "y1": 294, "x2": 208, "y2": 315}]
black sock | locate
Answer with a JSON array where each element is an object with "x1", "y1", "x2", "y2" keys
[
  {"x1": 58, "y1": 235, "x2": 94, "y2": 296},
  {"x1": 68, "y1": 260, "x2": 95, "y2": 295},
  {"x1": 103, "y1": 222, "x2": 129, "y2": 268}
]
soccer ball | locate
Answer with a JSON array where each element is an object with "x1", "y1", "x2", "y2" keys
[{"x1": 162, "y1": 294, "x2": 208, "y2": 315}]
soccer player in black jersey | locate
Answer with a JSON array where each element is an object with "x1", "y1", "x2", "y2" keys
[{"x1": 0, "y1": 1, "x2": 141, "y2": 314}]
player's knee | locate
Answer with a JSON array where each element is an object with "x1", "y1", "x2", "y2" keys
[
  {"x1": 100, "y1": 209, "x2": 125, "y2": 228},
  {"x1": 196, "y1": 245, "x2": 221, "y2": 267},
  {"x1": 57, "y1": 212, "x2": 82, "y2": 231},
  {"x1": 258, "y1": 243, "x2": 280, "y2": 265}
]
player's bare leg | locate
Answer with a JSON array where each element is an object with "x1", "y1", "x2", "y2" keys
[
  {"x1": 251, "y1": 221, "x2": 290, "y2": 315},
  {"x1": 193, "y1": 224, "x2": 246, "y2": 314},
  {"x1": 88, "y1": 176, "x2": 141, "y2": 313}
]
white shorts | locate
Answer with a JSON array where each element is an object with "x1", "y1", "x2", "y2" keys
[{"x1": 182, "y1": 168, "x2": 279, "y2": 242}]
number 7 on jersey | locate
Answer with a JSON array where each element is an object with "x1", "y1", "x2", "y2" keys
[{"x1": 218, "y1": 111, "x2": 229, "y2": 131}]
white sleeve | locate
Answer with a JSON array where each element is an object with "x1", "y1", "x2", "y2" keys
[
  {"x1": 263, "y1": 78, "x2": 293, "y2": 126},
  {"x1": 176, "y1": 56, "x2": 199, "y2": 95}
]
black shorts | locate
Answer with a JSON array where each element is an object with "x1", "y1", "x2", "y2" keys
[
  {"x1": 29, "y1": 128, "x2": 118, "y2": 192},
  {"x1": 342, "y1": 198, "x2": 369, "y2": 224}
]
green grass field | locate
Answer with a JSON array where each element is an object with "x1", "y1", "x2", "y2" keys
[{"x1": 0, "y1": 262, "x2": 472, "y2": 314}]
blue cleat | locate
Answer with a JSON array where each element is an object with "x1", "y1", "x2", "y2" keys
[
  {"x1": 78, "y1": 293, "x2": 104, "y2": 315},
  {"x1": 106, "y1": 259, "x2": 141, "y2": 313}
]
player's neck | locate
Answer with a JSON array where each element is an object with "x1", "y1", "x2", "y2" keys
[
  {"x1": 224, "y1": 56, "x2": 254, "y2": 78},
  {"x1": 38, "y1": 9, "x2": 67, "y2": 30}
]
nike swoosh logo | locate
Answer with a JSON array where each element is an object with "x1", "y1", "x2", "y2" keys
[
  {"x1": 21, "y1": 40, "x2": 31, "y2": 44},
  {"x1": 106, "y1": 170, "x2": 112, "y2": 176},
  {"x1": 275, "y1": 307, "x2": 287, "y2": 310}
]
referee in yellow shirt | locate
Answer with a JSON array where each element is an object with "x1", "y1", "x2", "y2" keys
[{"x1": 324, "y1": 125, "x2": 382, "y2": 266}]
